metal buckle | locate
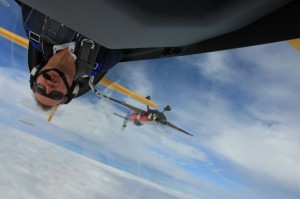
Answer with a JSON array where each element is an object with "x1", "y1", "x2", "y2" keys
[
  {"x1": 92, "y1": 63, "x2": 98, "y2": 71},
  {"x1": 80, "y1": 38, "x2": 95, "y2": 49},
  {"x1": 29, "y1": 31, "x2": 40, "y2": 43}
]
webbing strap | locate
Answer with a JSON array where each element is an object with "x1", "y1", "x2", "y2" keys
[
  {"x1": 36, "y1": 17, "x2": 77, "y2": 61},
  {"x1": 76, "y1": 39, "x2": 101, "y2": 77},
  {"x1": 40, "y1": 17, "x2": 76, "y2": 45}
]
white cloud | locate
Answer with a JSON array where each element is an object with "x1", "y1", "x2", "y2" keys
[
  {"x1": 200, "y1": 51, "x2": 239, "y2": 83},
  {"x1": 2, "y1": 37, "x2": 300, "y2": 199},
  {"x1": 180, "y1": 42, "x2": 300, "y2": 192},
  {"x1": 177, "y1": 50, "x2": 239, "y2": 84},
  {"x1": 163, "y1": 42, "x2": 300, "y2": 197},
  {"x1": 108, "y1": 61, "x2": 154, "y2": 107},
  {"x1": 207, "y1": 123, "x2": 300, "y2": 191},
  {"x1": 0, "y1": 125, "x2": 197, "y2": 199}
]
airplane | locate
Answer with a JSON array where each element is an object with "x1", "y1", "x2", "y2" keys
[{"x1": 110, "y1": 96, "x2": 193, "y2": 136}]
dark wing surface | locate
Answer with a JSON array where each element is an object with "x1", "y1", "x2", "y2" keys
[
  {"x1": 101, "y1": 94, "x2": 146, "y2": 114},
  {"x1": 165, "y1": 121, "x2": 193, "y2": 136},
  {"x1": 113, "y1": 113, "x2": 127, "y2": 119}
]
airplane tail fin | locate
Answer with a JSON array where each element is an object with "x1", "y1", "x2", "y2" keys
[{"x1": 113, "y1": 113, "x2": 130, "y2": 131}]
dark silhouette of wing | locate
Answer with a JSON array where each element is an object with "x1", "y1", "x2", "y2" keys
[
  {"x1": 102, "y1": 94, "x2": 146, "y2": 114},
  {"x1": 113, "y1": 113, "x2": 127, "y2": 119},
  {"x1": 165, "y1": 121, "x2": 193, "y2": 136},
  {"x1": 20, "y1": 0, "x2": 300, "y2": 61}
]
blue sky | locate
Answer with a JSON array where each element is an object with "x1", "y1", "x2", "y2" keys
[{"x1": 1, "y1": 1, "x2": 300, "y2": 199}]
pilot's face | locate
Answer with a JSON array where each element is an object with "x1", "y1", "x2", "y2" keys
[
  {"x1": 34, "y1": 69, "x2": 68, "y2": 106},
  {"x1": 32, "y1": 49, "x2": 76, "y2": 106}
]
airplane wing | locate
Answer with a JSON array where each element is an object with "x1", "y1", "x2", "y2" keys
[
  {"x1": 101, "y1": 94, "x2": 147, "y2": 115},
  {"x1": 165, "y1": 121, "x2": 193, "y2": 136},
  {"x1": 99, "y1": 77, "x2": 157, "y2": 108},
  {"x1": 19, "y1": 0, "x2": 300, "y2": 61},
  {"x1": 113, "y1": 113, "x2": 127, "y2": 119},
  {"x1": 288, "y1": 38, "x2": 300, "y2": 51},
  {"x1": 0, "y1": 27, "x2": 29, "y2": 48}
]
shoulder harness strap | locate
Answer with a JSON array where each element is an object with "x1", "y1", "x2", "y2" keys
[{"x1": 75, "y1": 38, "x2": 102, "y2": 77}]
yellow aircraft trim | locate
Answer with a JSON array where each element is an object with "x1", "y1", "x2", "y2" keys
[
  {"x1": 288, "y1": 38, "x2": 300, "y2": 51},
  {"x1": 99, "y1": 77, "x2": 157, "y2": 108},
  {"x1": 47, "y1": 105, "x2": 59, "y2": 122},
  {"x1": 0, "y1": 27, "x2": 29, "y2": 48}
]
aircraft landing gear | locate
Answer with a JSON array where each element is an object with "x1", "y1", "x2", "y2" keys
[{"x1": 163, "y1": 105, "x2": 171, "y2": 112}]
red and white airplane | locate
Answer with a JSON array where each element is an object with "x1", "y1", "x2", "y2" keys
[{"x1": 111, "y1": 96, "x2": 193, "y2": 136}]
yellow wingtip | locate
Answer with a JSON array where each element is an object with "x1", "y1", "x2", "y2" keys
[
  {"x1": 288, "y1": 38, "x2": 300, "y2": 51},
  {"x1": 47, "y1": 105, "x2": 59, "y2": 122},
  {"x1": 0, "y1": 27, "x2": 29, "y2": 49}
]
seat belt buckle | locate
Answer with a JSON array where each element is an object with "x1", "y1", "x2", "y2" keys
[
  {"x1": 80, "y1": 38, "x2": 95, "y2": 49},
  {"x1": 29, "y1": 31, "x2": 40, "y2": 43}
]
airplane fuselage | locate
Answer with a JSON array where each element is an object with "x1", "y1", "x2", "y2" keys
[
  {"x1": 130, "y1": 113, "x2": 151, "y2": 126},
  {"x1": 129, "y1": 110, "x2": 167, "y2": 126},
  {"x1": 113, "y1": 104, "x2": 192, "y2": 136}
]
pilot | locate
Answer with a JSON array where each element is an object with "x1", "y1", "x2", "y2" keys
[{"x1": 16, "y1": 1, "x2": 123, "y2": 109}]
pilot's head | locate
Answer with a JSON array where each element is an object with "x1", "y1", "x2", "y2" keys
[{"x1": 31, "y1": 49, "x2": 76, "y2": 107}]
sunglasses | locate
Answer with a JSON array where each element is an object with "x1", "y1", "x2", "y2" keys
[{"x1": 33, "y1": 83, "x2": 65, "y2": 100}]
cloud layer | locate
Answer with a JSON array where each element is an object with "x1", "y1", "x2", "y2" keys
[{"x1": 0, "y1": 125, "x2": 197, "y2": 199}]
